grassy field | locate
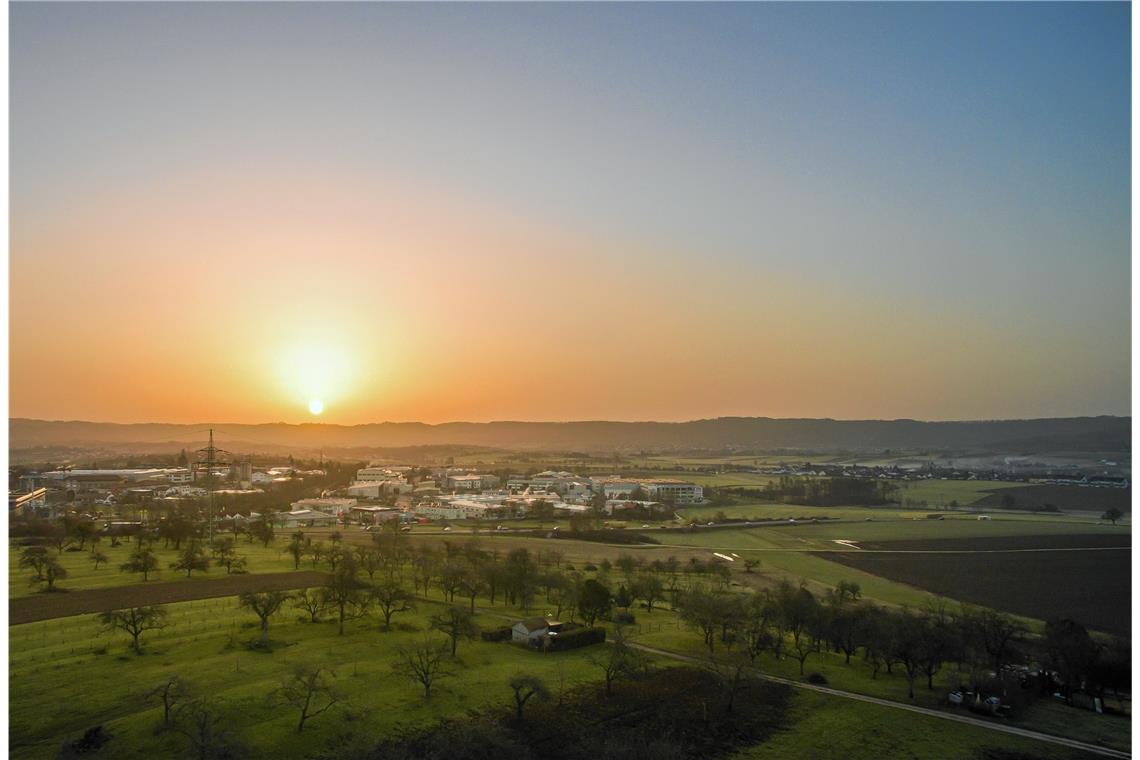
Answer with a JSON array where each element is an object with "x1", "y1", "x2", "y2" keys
[
  {"x1": 10, "y1": 518, "x2": 1131, "y2": 759},
  {"x1": 10, "y1": 538, "x2": 301, "y2": 599},
  {"x1": 629, "y1": 608, "x2": 1132, "y2": 754},
  {"x1": 732, "y1": 689, "x2": 1096, "y2": 760},
  {"x1": 12, "y1": 590, "x2": 1127, "y2": 759},
  {"x1": 9, "y1": 591, "x2": 614, "y2": 759}
]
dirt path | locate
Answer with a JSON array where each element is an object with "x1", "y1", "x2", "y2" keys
[
  {"x1": 9, "y1": 571, "x2": 331, "y2": 625},
  {"x1": 628, "y1": 642, "x2": 1130, "y2": 759}
]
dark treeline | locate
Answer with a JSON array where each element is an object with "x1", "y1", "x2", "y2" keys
[
  {"x1": 314, "y1": 667, "x2": 794, "y2": 760},
  {"x1": 736, "y1": 476, "x2": 899, "y2": 506},
  {"x1": 673, "y1": 580, "x2": 1131, "y2": 711}
]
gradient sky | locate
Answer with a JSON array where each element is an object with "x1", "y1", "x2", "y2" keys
[{"x1": 10, "y1": 2, "x2": 1131, "y2": 424}]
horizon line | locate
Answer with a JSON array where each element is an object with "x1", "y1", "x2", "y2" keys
[{"x1": 10, "y1": 414, "x2": 1131, "y2": 427}]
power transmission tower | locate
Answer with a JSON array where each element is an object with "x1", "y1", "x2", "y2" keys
[{"x1": 194, "y1": 429, "x2": 230, "y2": 541}]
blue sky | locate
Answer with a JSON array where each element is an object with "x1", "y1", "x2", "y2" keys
[{"x1": 9, "y1": 3, "x2": 1132, "y2": 422}]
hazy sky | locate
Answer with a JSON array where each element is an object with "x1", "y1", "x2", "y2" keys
[{"x1": 10, "y1": 2, "x2": 1131, "y2": 424}]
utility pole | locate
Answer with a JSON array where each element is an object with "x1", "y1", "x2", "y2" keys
[{"x1": 195, "y1": 429, "x2": 229, "y2": 541}]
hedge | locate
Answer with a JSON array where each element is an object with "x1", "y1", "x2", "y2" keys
[{"x1": 546, "y1": 626, "x2": 606, "y2": 652}]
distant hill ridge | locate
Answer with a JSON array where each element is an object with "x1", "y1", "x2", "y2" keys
[{"x1": 8, "y1": 416, "x2": 1130, "y2": 454}]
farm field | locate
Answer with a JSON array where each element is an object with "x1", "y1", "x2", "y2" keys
[
  {"x1": 11, "y1": 577, "x2": 1126, "y2": 760},
  {"x1": 823, "y1": 535, "x2": 1131, "y2": 637},
  {"x1": 9, "y1": 570, "x2": 329, "y2": 625},
  {"x1": 9, "y1": 539, "x2": 300, "y2": 599},
  {"x1": 649, "y1": 516, "x2": 1132, "y2": 626},
  {"x1": 971, "y1": 484, "x2": 1131, "y2": 513}
]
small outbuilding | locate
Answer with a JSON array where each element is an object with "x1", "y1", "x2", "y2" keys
[{"x1": 511, "y1": 617, "x2": 563, "y2": 645}]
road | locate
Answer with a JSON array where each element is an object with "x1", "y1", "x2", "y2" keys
[{"x1": 626, "y1": 642, "x2": 1130, "y2": 759}]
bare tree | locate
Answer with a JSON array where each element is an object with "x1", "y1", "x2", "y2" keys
[
  {"x1": 172, "y1": 700, "x2": 244, "y2": 760},
  {"x1": 588, "y1": 624, "x2": 648, "y2": 696},
  {"x1": 146, "y1": 675, "x2": 192, "y2": 727},
  {"x1": 292, "y1": 589, "x2": 327, "y2": 624},
  {"x1": 393, "y1": 637, "x2": 455, "y2": 698},
  {"x1": 272, "y1": 665, "x2": 341, "y2": 733},
  {"x1": 120, "y1": 546, "x2": 160, "y2": 581},
  {"x1": 33, "y1": 556, "x2": 68, "y2": 591},
  {"x1": 705, "y1": 651, "x2": 751, "y2": 714},
  {"x1": 170, "y1": 542, "x2": 210, "y2": 578},
  {"x1": 508, "y1": 673, "x2": 550, "y2": 720},
  {"x1": 91, "y1": 550, "x2": 109, "y2": 570},
  {"x1": 238, "y1": 591, "x2": 292, "y2": 648},
  {"x1": 99, "y1": 606, "x2": 168, "y2": 654},
  {"x1": 321, "y1": 558, "x2": 370, "y2": 635},
  {"x1": 18, "y1": 546, "x2": 48, "y2": 580},
  {"x1": 430, "y1": 606, "x2": 480, "y2": 656},
  {"x1": 371, "y1": 578, "x2": 414, "y2": 631}
]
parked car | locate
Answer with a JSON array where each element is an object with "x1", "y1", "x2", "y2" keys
[{"x1": 948, "y1": 690, "x2": 964, "y2": 706}]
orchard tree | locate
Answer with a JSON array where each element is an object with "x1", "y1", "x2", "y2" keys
[
  {"x1": 393, "y1": 637, "x2": 455, "y2": 698},
  {"x1": 577, "y1": 578, "x2": 612, "y2": 626},
  {"x1": 147, "y1": 675, "x2": 192, "y2": 727},
  {"x1": 430, "y1": 606, "x2": 480, "y2": 657},
  {"x1": 34, "y1": 556, "x2": 69, "y2": 591},
  {"x1": 371, "y1": 578, "x2": 414, "y2": 631},
  {"x1": 121, "y1": 546, "x2": 160, "y2": 581},
  {"x1": 292, "y1": 589, "x2": 327, "y2": 624},
  {"x1": 273, "y1": 665, "x2": 341, "y2": 733},
  {"x1": 588, "y1": 624, "x2": 648, "y2": 696},
  {"x1": 170, "y1": 543, "x2": 210, "y2": 578},
  {"x1": 239, "y1": 590, "x2": 292, "y2": 648},
  {"x1": 321, "y1": 557, "x2": 370, "y2": 635},
  {"x1": 99, "y1": 606, "x2": 168, "y2": 654},
  {"x1": 508, "y1": 674, "x2": 550, "y2": 720},
  {"x1": 18, "y1": 546, "x2": 49, "y2": 581}
]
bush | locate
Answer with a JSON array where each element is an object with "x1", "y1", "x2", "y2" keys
[
  {"x1": 807, "y1": 673, "x2": 828, "y2": 685},
  {"x1": 613, "y1": 611, "x2": 636, "y2": 625},
  {"x1": 545, "y1": 626, "x2": 605, "y2": 652},
  {"x1": 480, "y1": 626, "x2": 513, "y2": 642},
  {"x1": 59, "y1": 725, "x2": 111, "y2": 757}
]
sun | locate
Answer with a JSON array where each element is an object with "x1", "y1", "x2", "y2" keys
[{"x1": 276, "y1": 340, "x2": 353, "y2": 419}]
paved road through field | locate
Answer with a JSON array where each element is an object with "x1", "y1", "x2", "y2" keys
[{"x1": 626, "y1": 642, "x2": 1130, "y2": 759}]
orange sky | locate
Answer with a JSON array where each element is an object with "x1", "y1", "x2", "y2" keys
[
  {"x1": 9, "y1": 4, "x2": 1130, "y2": 425},
  {"x1": 9, "y1": 164, "x2": 1123, "y2": 425}
]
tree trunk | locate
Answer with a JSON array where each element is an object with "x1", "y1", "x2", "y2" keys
[{"x1": 261, "y1": 618, "x2": 270, "y2": 647}]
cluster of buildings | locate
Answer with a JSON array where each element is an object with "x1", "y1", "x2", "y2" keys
[
  {"x1": 259, "y1": 467, "x2": 707, "y2": 528},
  {"x1": 9, "y1": 456, "x2": 707, "y2": 527},
  {"x1": 8, "y1": 463, "x2": 328, "y2": 519}
]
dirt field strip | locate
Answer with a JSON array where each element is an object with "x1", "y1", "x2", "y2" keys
[
  {"x1": 9, "y1": 571, "x2": 331, "y2": 626},
  {"x1": 628, "y1": 642, "x2": 1131, "y2": 760}
]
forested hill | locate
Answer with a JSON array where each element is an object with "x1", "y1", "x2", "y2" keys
[{"x1": 9, "y1": 416, "x2": 1129, "y2": 454}]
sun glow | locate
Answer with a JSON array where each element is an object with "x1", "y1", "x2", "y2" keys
[{"x1": 277, "y1": 342, "x2": 353, "y2": 418}]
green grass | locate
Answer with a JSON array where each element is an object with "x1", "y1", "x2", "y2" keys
[
  {"x1": 10, "y1": 533, "x2": 1130, "y2": 759},
  {"x1": 732, "y1": 689, "x2": 1092, "y2": 760},
  {"x1": 10, "y1": 539, "x2": 300, "y2": 598},
  {"x1": 9, "y1": 593, "x2": 611, "y2": 759},
  {"x1": 630, "y1": 607, "x2": 1130, "y2": 753}
]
